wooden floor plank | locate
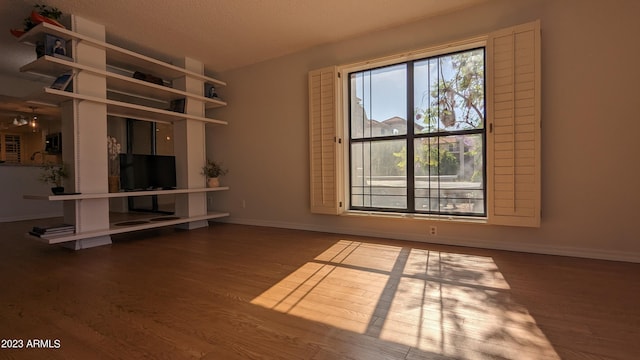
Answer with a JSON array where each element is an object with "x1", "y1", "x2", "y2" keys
[{"x1": 1, "y1": 219, "x2": 639, "y2": 359}]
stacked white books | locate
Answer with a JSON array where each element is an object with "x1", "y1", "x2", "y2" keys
[{"x1": 29, "y1": 224, "x2": 75, "y2": 239}]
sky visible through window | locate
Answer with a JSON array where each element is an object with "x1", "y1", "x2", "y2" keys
[
  {"x1": 352, "y1": 62, "x2": 449, "y2": 124},
  {"x1": 353, "y1": 50, "x2": 484, "y2": 132}
]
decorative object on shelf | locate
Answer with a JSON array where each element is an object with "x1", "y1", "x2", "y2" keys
[
  {"x1": 132, "y1": 71, "x2": 164, "y2": 86},
  {"x1": 169, "y1": 98, "x2": 186, "y2": 113},
  {"x1": 207, "y1": 177, "x2": 220, "y2": 188},
  {"x1": 36, "y1": 41, "x2": 45, "y2": 57},
  {"x1": 39, "y1": 162, "x2": 68, "y2": 195},
  {"x1": 43, "y1": 34, "x2": 73, "y2": 61},
  {"x1": 107, "y1": 136, "x2": 121, "y2": 193},
  {"x1": 205, "y1": 84, "x2": 222, "y2": 100},
  {"x1": 10, "y1": 29, "x2": 26, "y2": 38},
  {"x1": 9, "y1": 4, "x2": 64, "y2": 38},
  {"x1": 201, "y1": 160, "x2": 228, "y2": 188},
  {"x1": 45, "y1": 34, "x2": 66, "y2": 56},
  {"x1": 29, "y1": 6, "x2": 65, "y2": 28}
]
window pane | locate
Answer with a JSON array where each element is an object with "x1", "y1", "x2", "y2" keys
[
  {"x1": 4, "y1": 135, "x2": 21, "y2": 163},
  {"x1": 414, "y1": 49, "x2": 485, "y2": 133},
  {"x1": 351, "y1": 139, "x2": 406, "y2": 209},
  {"x1": 350, "y1": 64, "x2": 407, "y2": 139},
  {"x1": 414, "y1": 134, "x2": 484, "y2": 214}
]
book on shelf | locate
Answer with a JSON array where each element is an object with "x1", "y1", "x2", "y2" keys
[
  {"x1": 30, "y1": 230, "x2": 75, "y2": 239},
  {"x1": 31, "y1": 224, "x2": 75, "y2": 235},
  {"x1": 30, "y1": 223, "x2": 75, "y2": 240},
  {"x1": 50, "y1": 71, "x2": 75, "y2": 91}
]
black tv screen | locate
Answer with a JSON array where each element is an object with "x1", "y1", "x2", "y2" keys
[
  {"x1": 119, "y1": 154, "x2": 176, "y2": 191},
  {"x1": 45, "y1": 133, "x2": 62, "y2": 154}
]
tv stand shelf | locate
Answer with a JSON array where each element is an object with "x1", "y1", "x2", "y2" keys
[
  {"x1": 24, "y1": 186, "x2": 229, "y2": 201},
  {"x1": 27, "y1": 211, "x2": 230, "y2": 245}
]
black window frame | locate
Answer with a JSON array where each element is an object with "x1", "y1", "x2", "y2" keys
[{"x1": 348, "y1": 47, "x2": 487, "y2": 217}]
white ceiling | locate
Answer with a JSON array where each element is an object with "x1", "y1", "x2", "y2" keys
[
  {"x1": 0, "y1": 0, "x2": 487, "y2": 124},
  {"x1": 1, "y1": 0, "x2": 487, "y2": 75}
]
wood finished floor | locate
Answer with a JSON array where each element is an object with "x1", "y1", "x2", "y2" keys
[{"x1": 0, "y1": 219, "x2": 638, "y2": 359}]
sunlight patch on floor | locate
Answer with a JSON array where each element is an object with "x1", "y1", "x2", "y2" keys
[
  {"x1": 250, "y1": 260, "x2": 388, "y2": 333},
  {"x1": 251, "y1": 240, "x2": 559, "y2": 359}
]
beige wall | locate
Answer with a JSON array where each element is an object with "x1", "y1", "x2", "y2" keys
[{"x1": 207, "y1": 0, "x2": 640, "y2": 262}]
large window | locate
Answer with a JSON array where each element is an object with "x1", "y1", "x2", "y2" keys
[
  {"x1": 349, "y1": 48, "x2": 485, "y2": 216},
  {"x1": 309, "y1": 21, "x2": 541, "y2": 227}
]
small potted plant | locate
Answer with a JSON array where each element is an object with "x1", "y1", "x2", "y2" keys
[
  {"x1": 10, "y1": 4, "x2": 64, "y2": 38},
  {"x1": 201, "y1": 160, "x2": 228, "y2": 188},
  {"x1": 39, "y1": 162, "x2": 68, "y2": 194}
]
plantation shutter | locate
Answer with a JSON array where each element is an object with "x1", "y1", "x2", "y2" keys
[
  {"x1": 309, "y1": 66, "x2": 343, "y2": 215},
  {"x1": 486, "y1": 21, "x2": 541, "y2": 227}
]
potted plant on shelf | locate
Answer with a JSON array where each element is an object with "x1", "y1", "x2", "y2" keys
[
  {"x1": 201, "y1": 160, "x2": 228, "y2": 188},
  {"x1": 10, "y1": 4, "x2": 65, "y2": 38},
  {"x1": 39, "y1": 162, "x2": 68, "y2": 195}
]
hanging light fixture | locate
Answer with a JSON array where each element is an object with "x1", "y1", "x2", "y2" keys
[
  {"x1": 29, "y1": 106, "x2": 38, "y2": 130},
  {"x1": 13, "y1": 115, "x2": 28, "y2": 126}
]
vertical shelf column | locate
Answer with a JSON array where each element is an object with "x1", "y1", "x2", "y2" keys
[
  {"x1": 173, "y1": 57, "x2": 208, "y2": 229},
  {"x1": 61, "y1": 15, "x2": 111, "y2": 249}
]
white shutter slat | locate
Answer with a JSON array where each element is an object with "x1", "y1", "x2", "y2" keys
[
  {"x1": 309, "y1": 66, "x2": 342, "y2": 215},
  {"x1": 487, "y1": 20, "x2": 541, "y2": 227}
]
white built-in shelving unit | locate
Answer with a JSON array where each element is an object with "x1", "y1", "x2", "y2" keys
[{"x1": 20, "y1": 17, "x2": 229, "y2": 248}]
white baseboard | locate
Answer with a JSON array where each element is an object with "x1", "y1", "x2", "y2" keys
[{"x1": 216, "y1": 217, "x2": 640, "y2": 263}]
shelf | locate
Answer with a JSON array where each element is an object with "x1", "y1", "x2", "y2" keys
[
  {"x1": 24, "y1": 186, "x2": 229, "y2": 201},
  {"x1": 27, "y1": 212, "x2": 230, "y2": 244},
  {"x1": 19, "y1": 55, "x2": 71, "y2": 77},
  {"x1": 18, "y1": 22, "x2": 226, "y2": 87},
  {"x1": 21, "y1": 56, "x2": 227, "y2": 109},
  {"x1": 36, "y1": 87, "x2": 227, "y2": 125},
  {"x1": 19, "y1": 16, "x2": 230, "y2": 249}
]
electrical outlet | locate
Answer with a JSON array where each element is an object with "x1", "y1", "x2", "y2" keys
[
  {"x1": 242, "y1": 200, "x2": 246, "y2": 208},
  {"x1": 429, "y1": 226, "x2": 437, "y2": 236}
]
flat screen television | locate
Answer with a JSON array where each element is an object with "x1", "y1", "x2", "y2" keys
[
  {"x1": 119, "y1": 154, "x2": 176, "y2": 191},
  {"x1": 45, "y1": 133, "x2": 62, "y2": 154}
]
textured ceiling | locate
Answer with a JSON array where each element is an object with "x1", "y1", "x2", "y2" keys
[
  {"x1": 1, "y1": 0, "x2": 487, "y2": 76},
  {"x1": 0, "y1": 0, "x2": 488, "y2": 121}
]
